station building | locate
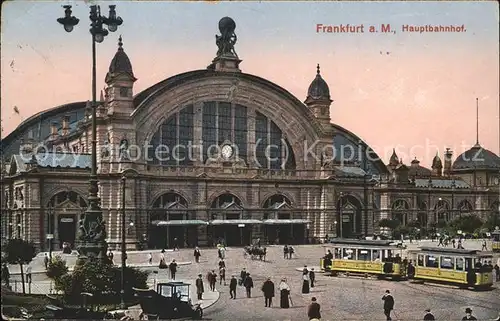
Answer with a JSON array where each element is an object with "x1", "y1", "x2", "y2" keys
[{"x1": 1, "y1": 19, "x2": 499, "y2": 250}]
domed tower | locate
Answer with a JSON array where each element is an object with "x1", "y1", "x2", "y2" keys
[
  {"x1": 105, "y1": 36, "x2": 137, "y2": 116},
  {"x1": 387, "y1": 148, "x2": 399, "y2": 170},
  {"x1": 304, "y1": 64, "x2": 332, "y2": 130},
  {"x1": 431, "y1": 153, "x2": 443, "y2": 177}
]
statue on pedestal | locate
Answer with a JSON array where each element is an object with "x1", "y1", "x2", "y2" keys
[{"x1": 216, "y1": 17, "x2": 238, "y2": 57}]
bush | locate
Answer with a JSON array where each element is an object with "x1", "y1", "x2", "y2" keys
[
  {"x1": 46, "y1": 256, "x2": 68, "y2": 280},
  {"x1": 55, "y1": 259, "x2": 149, "y2": 304}
]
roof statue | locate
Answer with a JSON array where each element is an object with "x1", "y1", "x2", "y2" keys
[{"x1": 216, "y1": 17, "x2": 238, "y2": 58}]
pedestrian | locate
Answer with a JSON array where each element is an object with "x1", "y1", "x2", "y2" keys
[
  {"x1": 193, "y1": 247, "x2": 201, "y2": 263},
  {"x1": 148, "y1": 252, "x2": 152, "y2": 265},
  {"x1": 302, "y1": 268, "x2": 310, "y2": 294},
  {"x1": 159, "y1": 252, "x2": 167, "y2": 269},
  {"x1": 173, "y1": 237, "x2": 179, "y2": 251},
  {"x1": 452, "y1": 238, "x2": 456, "y2": 248},
  {"x1": 26, "y1": 265, "x2": 32, "y2": 284},
  {"x1": 261, "y1": 277, "x2": 275, "y2": 307},
  {"x1": 457, "y1": 239, "x2": 463, "y2": 249},
  {"x1": 289, "y1": 246, "x2": 295, "y2": 259},
  {"x1": 44, "y1": 254, "x2": 49, "y2": 270},
  {"x1": 438, "y1": 237, "x2": 444, "y2": 247},
  {"x1": 219, "y1": 246, "x2": 226, "y2": 259},
  {"x1": 108, "y1": 250, "x2": 114, "y2": 264},
  {"x1": 239, "y1": 268, "x2": 247, "y2": 286},
  {"x1": 243, "y1": 273, "x2": 253, "y2": 298},
  {"x1": 169, "y1": 259, "x2": 178, "y2": 280},
  {"x1": 494, "y1": 263, "x2": 500, "y2": 281},
  {"x1": 1, "y1": 263, "x2": 10, "y2": 287},
  {"x1": 382, "y1": 290, "x2": 394, "y2": 321},
  {"x1": 307, "y1": 297, "x2": 321, "y2": 320},
  {"x1": 195, "y1": 274, "x2": 204, "y2": 300},
  {"x1": 229, "y1": 275, "x2": 237, "y2": 299},
  {"x1": 278, "y1": 278, "x2": 290, "y2": 308},
  {"x1": 461, "y1": 307, "x2": 477, "y2": 320},
  {"x1": 218, "y1": 259, "x2": 226, "y2": 269},
  {"x1": 423, "y1": 308, "x2": 435, "y2": 320},
  {"x1": 219, "y1": 267, "x2": 226, "y2": 285},
  {"x1": 481, "y1": 240, "x2": 487, "y2": 251},
  {"x1": 309, "y1": 268, "x2": 316, "y2": 288},
  {"x1": 209, "y1": 270, "x2": 217, "y2": 291},
  {"x1": 283, "y1": 245, "x2": 289, "y2": 259}
]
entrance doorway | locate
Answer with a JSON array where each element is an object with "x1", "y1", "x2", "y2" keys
[{"x1": 58, "y1": 215, "x2": 76, "y2": 248}]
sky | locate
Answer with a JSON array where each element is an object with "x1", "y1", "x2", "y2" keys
[{"x1": 1, "y1": 1, "x2": 499, "y2": 167}]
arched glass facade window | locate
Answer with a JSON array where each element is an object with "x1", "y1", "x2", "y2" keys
[
  {"x1": 148, "y1": 105, "x2": 194, "y2": 166},
  {"x1": 391, "y1": 199, "x2": 410, "y2": 226},
  {"x1": 147, "y1": 102, "x2": 296, "y2": 169},
  {"x1": 417, "y1": 201, "x2": 427, "y2": 227},
  {"x1": 210, "y1": 193, "x2": 243, "y2": 220},
  {"x1": 333, "y1": 134, "x2": 381, "y2": 175},
  {"x1": 47, "y1": 191, "x2": 87, "y2": 208}
]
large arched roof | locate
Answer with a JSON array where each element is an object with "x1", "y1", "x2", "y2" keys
[
  {"x1": 132, "y1": 69, "x2": 319, "y2": 132},
  {"x1": 0, "y1": 101, "x2": 89, "y2": 159}
]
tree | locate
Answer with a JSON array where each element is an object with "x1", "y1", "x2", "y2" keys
[
  {"x1": 378, "y1": 218, "x2": 400, "y2": 230},
  {"x1": 448, "y1": 215, "x2": 483, "y2": 234},
  {"x1": 4, "y1": 239, "x2": 36, "y2": 294},
  {"x1": 482, "y1": 212, "x2": 500, "y2": 231},
  {"x1": 55, "y1": 259, "x2": 149, "y2": 304},
  {"x1": 46, "y1": 256, "x2": 68, "y2": 280}
]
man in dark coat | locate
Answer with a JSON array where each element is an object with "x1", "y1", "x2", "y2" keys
[
  {"x1": 243, "y1": 273, "x2": 254, "y2": 298},
  {"x1": 462, "y1": 307, "x2": 477, "y2": 320},
  {"x1": 208, "y1": 270, "x2": 217, "y2": 291},
  {"x1": 169, "y1": 259, "x2": 178, "y2": 280},
  {"x1": 307, "y1": 297, "x2": 321, "y2": 320},
  {"x1": 229, "y1": 275, "x2": 237, "y2": 299},
  {"x1": 283, "y1": 245, "x2": 289, "y2": 259},
  {"x1": 382, "y1": 290, "x2": 395, "y2": 320},
  {"x1": 309, "y1": 268, "x2": 316, "y2": 288},
  {"x1": 261, "y1": 278, "x2": 275, "y2": 307},
  {"x1": 239, "y1": 268, "x2": 247, "y2": 286},
  {"x1": 195, "y1": 274, "x2": 204, "y2": 300},
  {"x1": 193, "y1": 247, "x2": 201, "y2": 263},
  {"x1": 423, "y1": 308, "x2": 435, "y2": 320}
]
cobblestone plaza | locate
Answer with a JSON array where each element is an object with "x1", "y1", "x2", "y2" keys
[{"x1": 9, "y1": 241, "x2": 500, "y2": 320}]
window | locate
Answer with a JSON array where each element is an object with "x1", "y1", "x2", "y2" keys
[
  {"x1": 426, "y1": 255, "x2": 438, "y2": 268},
  {"x1": 358, "y1": 250, "x2": 370, "y2": 261},
  {"x1": 456, "y1": 257, "x2": 464, "y2": 271},
  {"x1": 334, "y1": 248, "x2": 342, "y2": 259},
  {"x1": 120, "y1": 87, "x2": 129, "y2": 97},
  {"x1": 417, "y1": 254, "x2": 425, "y2": 267},
  {"x1": 72, "y1": 144, "x2": 79, "y2": 153},
  {"x1": 343, "y1": 248, "x2": 354, "y2": 260},
  {"x1": 440, "y1": 256, "x2": 454, "y2": 269},
  {"x1": 373, "y1": 250, "x2": 381, "y2": 261}
]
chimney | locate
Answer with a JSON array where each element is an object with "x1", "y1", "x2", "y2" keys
[
  {"x1": 444, "y1": 148, "x2": 453, "y2": 176},
  {"x1": 49, "y1": 121, "x2": 59, "y2": 140},
  {"x1": 62, "y1": 115, "x2": 70, "y2": 136}
]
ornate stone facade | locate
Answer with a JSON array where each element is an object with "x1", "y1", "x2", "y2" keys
[{"x1": 1, "y1": 17, "x2": 499, "y2": 251}]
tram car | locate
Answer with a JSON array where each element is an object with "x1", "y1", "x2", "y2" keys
[
  {"x1": 409, "y1": 247, "x2": 494, "y2": 290},
  {"x1": 320, "y1": 239, "x2": 405, "y2": 280},
  {"x1": 491, "y1": 230, "x2": 500, "y2": 252}
]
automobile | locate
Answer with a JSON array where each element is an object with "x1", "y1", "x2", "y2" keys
[{"x1": 133, "y1": 281, "x2": 203, "y2": 320}]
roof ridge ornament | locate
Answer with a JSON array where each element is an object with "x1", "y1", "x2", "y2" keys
[
  {"x1": 208, "y1": 17, "x2": 242, "y2": 72},
  {"x1": 317, "y1": 63, "x2": 321, "y2": 75},
  {"x1": 118, "y1": 35, "x2": 123, "y2": 51}
]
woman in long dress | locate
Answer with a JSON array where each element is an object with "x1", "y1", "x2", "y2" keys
[
  {"x1": 279, "y1": 279, "x2": 290, "y2": 308},
  {"x1": 301, "y1": 271, "x2": 310, "y2": 294}
]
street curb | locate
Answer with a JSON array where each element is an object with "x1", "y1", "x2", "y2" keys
[
  {"x1": 199, "y1": 290, "x2": 220, "y2": 310},
  {"x1": 8, "y1": 261, "x2": 193, "y2": 276}
]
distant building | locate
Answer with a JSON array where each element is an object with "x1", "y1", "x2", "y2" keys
[{"x1": 1, "y1": 19, "x2": 499, "y2": 250}]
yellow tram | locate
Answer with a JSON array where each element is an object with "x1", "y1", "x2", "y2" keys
[
  {"x1": 409, "y1": 247, "x2": 494, "y2": 289},
  {"x1": 320, "y1": 239, "x2": 405, "y2": 280},
  {"x1": 491, "y1": 230, "x2": 500, "y2": 252}
]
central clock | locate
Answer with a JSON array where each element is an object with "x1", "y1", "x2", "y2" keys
[{"x1": 221, "y1": 144, "x2": 234, "y2": 159}]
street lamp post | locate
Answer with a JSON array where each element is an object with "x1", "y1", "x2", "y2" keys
[
  {"x1": 120, "y1": 175, "x2": 126, "y2": 309},
  {"x1": 57, "y1": 5, "x2": 123, "y2": 261},
  {"x1": 338, "y1": 192, "x2": 344, "y2": 239}
]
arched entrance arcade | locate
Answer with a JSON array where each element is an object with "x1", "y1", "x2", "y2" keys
[
  {"x1": 261, "y1": 194, "x2": 308, "y2": 245},
  {"x1": 148, "y1": 193, "x2": 204, "y2": 249},
  {"x1": 208, "y1": 193, "x2": 257, "y2": 246},
  {"x1": 46, "y1": 191, "x2": 87, "y2": 249}
]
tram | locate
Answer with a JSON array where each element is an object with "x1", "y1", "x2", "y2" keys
[
  {"x1": 320, "y1": 239, "x2": 405, "y2": 280},
  {"x1": 409, "y1": 247, "x2": 494, "y2": 289},
  {"x1": 491, "y1": 230, "x2": 500, "y2": 252}
]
